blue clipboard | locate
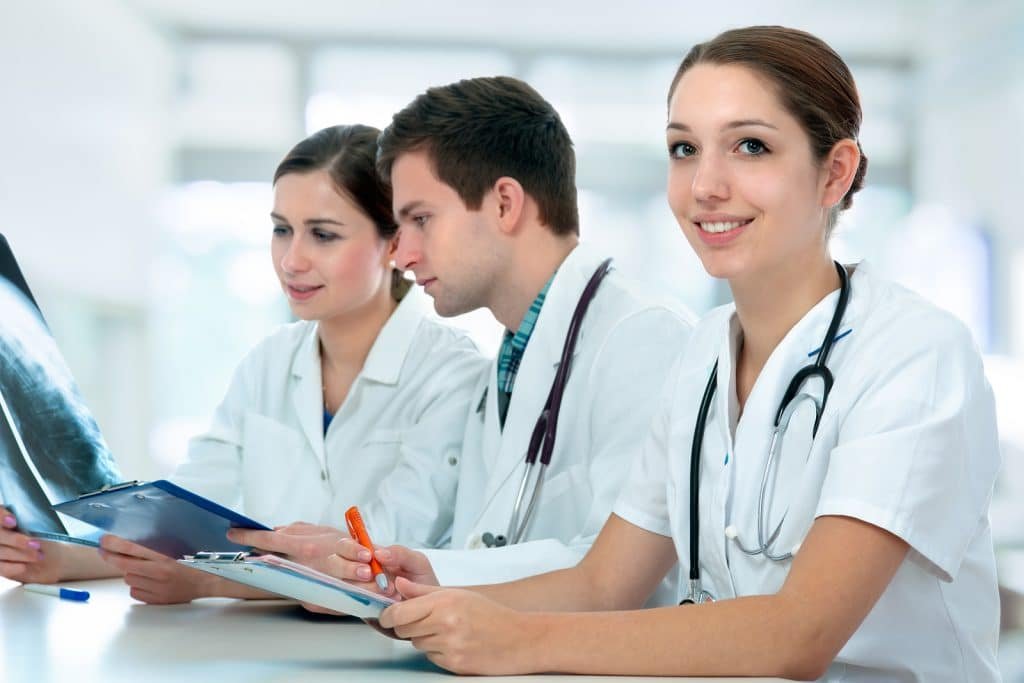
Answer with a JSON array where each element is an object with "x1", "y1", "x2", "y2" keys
[{"x1": 53, "y1": 480, "x2": 271, "y2": 558}]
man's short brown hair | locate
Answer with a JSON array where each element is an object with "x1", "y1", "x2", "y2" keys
[{"x1": 377, "y1": 76, "x2": 580, "y2": 236}]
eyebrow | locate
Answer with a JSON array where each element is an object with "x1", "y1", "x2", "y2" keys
[
  {"x1": 269, "y1": 212, "x2": 345, "y2": 227},
  {"x1": 396, "y1": 200, "x2": 428, "y2": 221},
  {"x1": 667, "y1": 119, "x2": 779, "y2": 132}
]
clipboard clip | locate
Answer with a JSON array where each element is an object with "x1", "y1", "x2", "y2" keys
[
  {"x1": 187, "y1": 551, "x2": 251, "y2": 562},
  {"x1": 75, "y1": 481, "x2": 144, "y2": 499}
]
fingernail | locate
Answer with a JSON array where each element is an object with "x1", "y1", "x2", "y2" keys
[
  {"x1": 358, "y1": 550, "x2": 371, "y2": 561},
  {"x1": 357, "y1": 566, "x2": 371, "y2": 579},
  {"x1": 3, "y1": 515, "x2": 15, "y2": 528},
  {"x1": 27, "y1": 540, "x2": 41, "y2": 550}
]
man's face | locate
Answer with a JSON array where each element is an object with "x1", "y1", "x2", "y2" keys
[{"x1": 391, "y1": 150, "x2": 501, "y2": 317}]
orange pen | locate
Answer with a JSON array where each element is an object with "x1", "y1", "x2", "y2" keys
[{"x1": 344, "y1": 505, "x2": 389, "y2": 592}]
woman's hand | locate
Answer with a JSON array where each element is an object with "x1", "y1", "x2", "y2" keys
[
  {"x1": 378, "y1": 578, "x2": 545, "y2": 675},
  {"x1": 0, "y1": 507, "x2": 63, "y2": 583},
  {"x1": 98, "y1": 535, "x2": 216, "y2": 604},
  {"x1": 323, "y1": 539, "x2": 439, "y2": 597},
  {"x1": 227, "y1": 522, "x2": 345, "y2": 573}
]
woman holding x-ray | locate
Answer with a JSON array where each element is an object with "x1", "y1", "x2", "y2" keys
[{"x1": 354, "y1": 26, "x2": 1002, "y2": 680}]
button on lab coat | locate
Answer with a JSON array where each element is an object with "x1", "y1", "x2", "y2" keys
[
  {"x1": 172, "y1": 286, "x2": 487, "y2": 547},
  {"x1": 424, "y1": 243, "x2": 695, "y2": 599},
  {"x1": 615, "y1": 262, "x2": 1001, "y2": 681}
]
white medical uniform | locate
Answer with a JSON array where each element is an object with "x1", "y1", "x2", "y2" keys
[
  {"x1": 171, "y1": 286, "x2": 487, "y2": 548},
  {"x1": 615, "y1": 262, "x2": 1001, "y2": 682},
  {"x1": 424, "y1": 243, "x2": 696, "y2": 598}
]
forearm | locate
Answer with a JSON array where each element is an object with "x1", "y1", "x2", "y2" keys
[
  {"x1": 528, "y1": 594, "x2": 827, "y2": 679},
  {"x1": 471, "y1": 563, "x2": 612, "y2": 613},
  {"x1": 58, "y1": 544, "x2": 121, "y2": 581},
  {"x1": 205, "y1": 575, "x2": 278, "y2": 600}
]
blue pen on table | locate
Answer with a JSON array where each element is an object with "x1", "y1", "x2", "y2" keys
[{"x1": 23, "y1": 583, "x2": 90, "y2": 602}]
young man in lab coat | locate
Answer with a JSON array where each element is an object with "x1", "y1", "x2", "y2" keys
[{"x1": 325, "y1": 76, "x2": 696, "y2": 599}]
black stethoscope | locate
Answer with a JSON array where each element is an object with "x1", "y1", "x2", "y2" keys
[
  {"x1": 681, "y1": 261, "x2": 850, "y2": 604},
  {"x1": 482, "y1": 258, "x2": 614, "y2": 549}
]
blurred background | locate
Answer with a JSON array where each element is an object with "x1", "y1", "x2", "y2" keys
[{"x1": 2, "y1": 0, "x2": 1022, "y2": 674}]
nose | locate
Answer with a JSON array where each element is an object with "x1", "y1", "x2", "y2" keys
[
  {"x1": 393, "y1": 226, "x2": 422, "y2": 272},
  {"x1": 280, "y1": 237, "x2": 311, "y2": 275},
  {"x1": 691, "y1": 153, "x2": 730, "y2": 203}
]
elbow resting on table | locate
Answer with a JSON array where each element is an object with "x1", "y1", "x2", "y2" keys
[{"x1": 777, "y1": 614, "x2": 844, "y2": 681}]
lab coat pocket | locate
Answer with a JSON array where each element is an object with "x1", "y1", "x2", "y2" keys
[
  {"x1": 361, "y1": 428, "x2": 403, "y2": 446},
  {"x1": 241, "y1": 412, "x2": 307, "y2": 521},
  {"x1": 533, "y1": 464, "x2": 588, "y2": 538},
  {"x1": 358, "y1": 429, "x2": 405, "y2": 493}
]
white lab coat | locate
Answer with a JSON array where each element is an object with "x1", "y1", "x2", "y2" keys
[
  {"x1": 424, "y1": 243, "x2": 696, "y2": 599},
  {"x1": 615, "y1": 262, "x2": 1001, "y2": 682},
  {"x1": 171, "y1": 286, "x2": 487, "y2": 548}
]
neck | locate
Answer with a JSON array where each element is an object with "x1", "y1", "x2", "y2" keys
[
  {"x1": 731, "y1": 251, "x2": 839, "y2": 381},
  {"x1": 317, "y1": 282, "x2": 397, "y2": 374},
  {"x1": 489, "y1": 231, "x2": 579, "y2": 331}
]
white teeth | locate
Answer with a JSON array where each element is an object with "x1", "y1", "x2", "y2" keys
[{"x1": 698, "y1": 221, "x2": 746, "y2": 233}]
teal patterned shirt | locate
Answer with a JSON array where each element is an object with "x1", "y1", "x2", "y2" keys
[{"x1": 496, "y1": 275, "x2": 554, "y2": 428}]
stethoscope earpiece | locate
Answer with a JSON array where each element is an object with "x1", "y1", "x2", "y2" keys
[
  {"x1": 481, "y1": 532, "x2": 507, "y2": 548},
  {"x1": 724, "y1": 525, "x2": 739, "y2": 540}
]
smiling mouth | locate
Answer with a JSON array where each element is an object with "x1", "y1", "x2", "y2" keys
[
  {"x1": 286, "y1": 284, "x2": 323, "y2": 299},
  {"x1": 697, "y1": 219, "x2": 753, "y2": 234}
]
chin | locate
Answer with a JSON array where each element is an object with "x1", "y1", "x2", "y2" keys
[{"x1": 692, "y1": 252, "x2": 741, "y2": 281}]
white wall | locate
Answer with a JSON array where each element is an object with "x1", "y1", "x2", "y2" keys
[
  {"x1": 914, "y1": 0, "x2": 1024, "y2": 354},
  {"x1": 1, "y1": 2, "x2": 174, "y2": 478}
]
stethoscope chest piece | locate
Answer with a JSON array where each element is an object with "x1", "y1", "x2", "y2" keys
[{"x1": 679, "y1": 578, "x2": 716, "y2": 605}]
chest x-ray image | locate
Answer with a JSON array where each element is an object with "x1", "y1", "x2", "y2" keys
[{"x1": 0, "y1": 235, "x2": 122, "y2": 540}]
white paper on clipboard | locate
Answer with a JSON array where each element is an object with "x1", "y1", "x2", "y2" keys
[{"x1": 179, "y1": 552, "x2": 396, "y2": 619}]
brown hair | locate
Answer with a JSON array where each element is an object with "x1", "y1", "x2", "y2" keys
[
  {"x1": 377, "y1": 76, "x2": 580, "y2": 236},
  {"x1": 669, "y1": 26, "x2": 867, "y2": 222},
  {"x1": 275, "y1": 125, "x2": 409, "y2": 299}
]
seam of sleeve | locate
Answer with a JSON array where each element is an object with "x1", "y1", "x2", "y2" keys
[
  {"x1": 613, "y1": 502, "x2": 673, "y2": 538},
  {"x1": 816, "y1": 496, "x2": 956, "y2": 582}
]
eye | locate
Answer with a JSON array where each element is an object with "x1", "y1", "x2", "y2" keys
[
  {"x1": 737, "y1": 138, "x2": 768, "y2": 155},
  {"x1": 412, "y1": 214, "x2": 430, "y2": 228},
  {"x1": 668, "y1": 141, "x2": 697, "y2": 159},
  {"x1": 312, "y1": 228, "x2": 338, "y2": 243},
  {"x1": 272, "y1": 224, "x2": 290, "y2": 237}
]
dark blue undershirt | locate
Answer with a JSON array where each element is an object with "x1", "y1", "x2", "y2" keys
[{"x1": 323, "y1": 408, "x2": 333, "y2": 435}]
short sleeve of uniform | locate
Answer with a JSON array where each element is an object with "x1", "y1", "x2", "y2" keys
[
  {"x1": 612, "y1": 355, "x2": 685, "y2": 538},
  {"x1": 816, "y1": 315, "x2": 1000, "y2": 582}
]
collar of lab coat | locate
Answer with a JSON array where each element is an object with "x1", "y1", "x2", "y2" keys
[
  {"x1": 291, "y1": 285, "x2": 429, "y2": 388},
  {"x1": 288, "y1": 285, "x2": 429, "y2": 463},
  {"x1": 480, "y1": 242, "x2": 611, "y2": 505},
  {"x1": 711, "y1": 260, "x2": 868, "y2": 458}
]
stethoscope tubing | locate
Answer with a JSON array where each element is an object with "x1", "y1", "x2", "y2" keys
[
  {"x1": 684, "y1": 261, "x2": 850, "y2": 602},
  {"x1": 495, "y1": 259, "x2": 614, "y2": 548}
]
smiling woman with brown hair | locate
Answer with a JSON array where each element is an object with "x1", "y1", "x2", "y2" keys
[{"x1": 365, "y1": 27, "x2": 1001, "y2": 681}]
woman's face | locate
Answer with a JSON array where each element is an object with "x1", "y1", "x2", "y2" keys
[
  {"x1": 665, "y1": 63, "x2": 832, "y2": 283},
  {"x1": 270, "y1": 169, "x2": 392, "y2": 322}
]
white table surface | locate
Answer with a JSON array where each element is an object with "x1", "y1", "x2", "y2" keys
[{"x1": 0, "y1": 577, "x2": 788, "y2": 683}]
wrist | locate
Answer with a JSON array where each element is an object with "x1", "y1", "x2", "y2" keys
[
  {"x1": 518, "y1": 611, "x2": 556, "y2": 674},
  {"x1": 195, "y1": 571, "x2": 225, "y2": 598}
]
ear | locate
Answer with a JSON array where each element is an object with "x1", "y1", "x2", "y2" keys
[
  {"x1": 492, "y1": 176, "x2": 526, "y2": 236},
  {"x1": 820, "y1": 139, "x2": 860, "y2": 209}
]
